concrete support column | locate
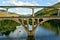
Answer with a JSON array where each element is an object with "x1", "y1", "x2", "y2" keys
[
  {"x1": 28, "y1": 31, "x2": 34, "y2": 36},
  {"x1": 32, "y1": 8, "x2": 34, "y2": 30},
  {"x1": 21, "y1": 18, "x2": 24, "y2": 25},
  {"x1": 58, "y1": 8, "x2": 60, "y2": 16},
  {"x1": 27, "y1": 18, "x2": 29, "y2": 30},
  {"x1": 32, "y1": 18, "x2": 34, "y2": 30},
  {"x1": 6, "y1": 8, "x2": 9, "y2": 17},
  {"x1": 37, "y1": 18, "x2": 40, "y2": 26},
  {"x1": 32, "y1": 8, "x2": 34, "y2": 17}
]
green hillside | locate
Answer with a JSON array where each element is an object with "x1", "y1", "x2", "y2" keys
[
  {"x1": 0, "y1": 20, "x2": 20, "y2": 32},
  {"x1": 35, "y1": 2, "x2": 60, "y2": 16}
]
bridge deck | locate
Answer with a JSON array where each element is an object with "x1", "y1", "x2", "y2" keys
[
  {"x1": 0, "y1": 16, "x2": 60, "y2": 18},
  {"x1": 0, "y1": 6, "x2": 60, "y2": 8}
]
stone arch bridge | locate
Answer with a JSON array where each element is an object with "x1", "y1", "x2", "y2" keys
[
  {"x1": 0, "y1": 16, "x2": 60, "y2": 24},
  {"x1": 0, "y1": 16, "x2": 60, "y2": 36}
]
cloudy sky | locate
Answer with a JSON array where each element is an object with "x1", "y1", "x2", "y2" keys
[{"x1": 0, "y1": 0, "x2": 59, "y2": 15}]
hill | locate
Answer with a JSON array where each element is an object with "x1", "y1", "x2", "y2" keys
[
  {"x1": 34, "y1": 2, "x2": 60, "y2": 16},
  {"x1": 0, "y1": 10, "x2": 20, "y2": 17}
]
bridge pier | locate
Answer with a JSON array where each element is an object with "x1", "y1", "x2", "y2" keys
[
  {"x1": 21, "y1": 18, "x2": 24, "y2": 25},
  {"x1": 32, "y1": 8, "x2": 34, "y2": 17},
  {"x1": 26, "y1": 18, "x2": 35, "y2": 37},
  {"x1": 27, "y1": 18, "x2": 29, "y2": 30},
  {"x1": 32, "y1": 18, "x2": 34, "y2": 30},
  {"x1": 27, "y1": 18, "x2": 40, "y2": 37},
  {"x1": 6, "y1": 8, "x2": 9, "y2": 16},
  {"x1": 37, "y1": 18, "x2": 40, "y2": 26},
  {"x1": 27, "y1": 8, "x2": 34, "y2": 36},
  {"x1": 28, "y1": 31, "x2": 34, "y2": 37},
  {"x1": 57, "y1": 8, "x2": 60, "y2": 16}
]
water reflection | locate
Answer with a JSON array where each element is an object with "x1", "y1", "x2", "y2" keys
[
  {"x1": 9, "y1": 25, "x2": 27, "y2": 38},
  {"x1": 35, "y1": 26, "x2": 55, "y2": 37},
  {"x1": 0, "y1": 25, "x2": 60, "y2": 40}
]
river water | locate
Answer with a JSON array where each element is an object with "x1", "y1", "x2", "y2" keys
[{"x1": 0, "y1": 25, "x2": 60, "y2": 40}]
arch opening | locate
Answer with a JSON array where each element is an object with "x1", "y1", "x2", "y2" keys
[{"x1": 41, "y1": 19, "x2": 60, "y2": 34}]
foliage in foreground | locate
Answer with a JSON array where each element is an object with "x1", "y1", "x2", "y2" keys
[{"x1": 0, "y1": 20, "x2": 20, "y2": 32}]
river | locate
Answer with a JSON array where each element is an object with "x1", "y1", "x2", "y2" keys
[{"x1": 0, "y1": 25, "x2": 60, "y2": 40}]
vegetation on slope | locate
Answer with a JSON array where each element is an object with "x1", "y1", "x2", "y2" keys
[
  {"x1": 41, "y1": 19, "x2": 60, "y2": 34},
  {"x1": 0, "y1": 10, "x2": 21, "y2": 32},
  {"x1": 0, "y1": 10, "x2": 20, "y2": 17},
  {"x1": 0, "y1": 20, "x2": 20, "y2": 32},
  {"x1": 35, "y1": 2, "x2": 60, "y2": 16}
]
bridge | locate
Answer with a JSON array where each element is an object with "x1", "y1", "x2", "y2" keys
[{"x1": 0, "y1": 6, "x2": 60, "y2": 36}]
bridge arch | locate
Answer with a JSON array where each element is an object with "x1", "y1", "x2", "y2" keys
[
  {"x1": 0, "y1": 19, "x2": 21, "y2": 24},
  {"x1": 40, "y1": 19, "x2": 60, "y2": 34},
  {"x1": 40, "y1": 18, "x2": 60, "y2": 24},
  {"x1": 0, "y1": 18, "x2": 21, "y2": 24}
]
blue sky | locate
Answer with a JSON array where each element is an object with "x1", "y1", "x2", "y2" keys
[{"x1": 0, "y1": 0, "x2": 59, "y2": 15}]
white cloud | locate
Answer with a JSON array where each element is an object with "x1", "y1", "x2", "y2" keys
[
  {"x1": 2, "y1": 1, "x2": 10, "y2": 4},
  {"x1": 15, "y1": 10, "x2": 32, "y2": 16},
  {"x1": 9, "y1": 0, "x2": 39, "y2": 6},
  {"x1": 47, "y1": 2, "x2": 52, "y2": 5},
  {"x1": 2, "y1": 1, "x2": 6, "y2": 4},
  {"x1": 8, "y1": 8, "x2": 32, "y2": 15},
  {"x1": 2, "y1": 0, "x2": 39, "y2": 15},
  {"x1": 58, "y1": 0, "x2": 60, "y2": 2}
]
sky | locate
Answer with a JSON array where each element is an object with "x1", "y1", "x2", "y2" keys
[{"x1": 0, "y1": 0, "x2": 60, "y2": 15}]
